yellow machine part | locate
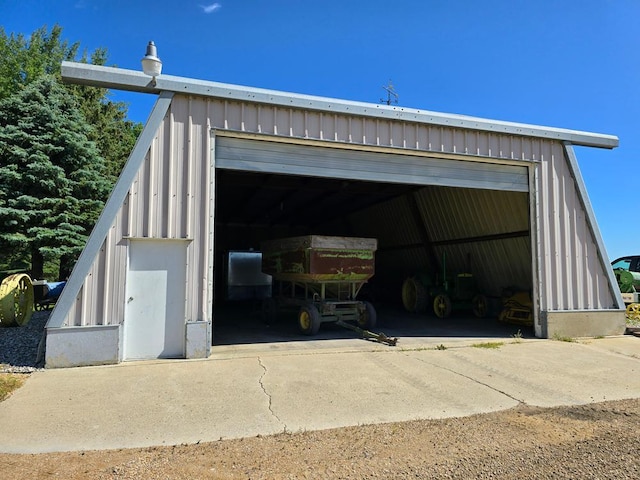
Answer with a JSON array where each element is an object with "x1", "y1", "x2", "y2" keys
[
  {"x1": 498, "y1": 291, "x2": 533, "y2": 327},
  {"x1": 0, "y1": 273, "x2": 34, "y2": 327},
  {"x1": 625, "y1": 303, "x2": 640, "y2": 321}
]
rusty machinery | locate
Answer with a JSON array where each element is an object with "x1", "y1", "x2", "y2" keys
[{"x1": 0, "y1": 273, "x2": 34, "y2": 327}]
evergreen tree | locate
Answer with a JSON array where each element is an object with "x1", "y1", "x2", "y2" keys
[
  {"x1": 0, "y1": 24, "x2": 142, "y2": 277},
  {"x1": 0, "y1": 76, "x2": 112, "y2": 279},
  {"x1": 67, "y1": 48, "x2": 144, "y2": 181},
  {"x1": 0, "y1": 25, "x2": 141, "y2": 182}
]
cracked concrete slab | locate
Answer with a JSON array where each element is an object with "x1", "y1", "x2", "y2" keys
[
  {"x1": 0, "y1": 358, "x2": 283, "y2": 453},
  {"x1": 0, "y1": 337, "x2": 638, "y2": 453},
  {"x1": 257, "y1": 357, "x2": 285, "y2": 429},
  {"x1": 408, "y1": 340, "x2": 640, "y2": 407},
  {"x1": 260, "y1": 350, "x2": 517, "y2": 433}
]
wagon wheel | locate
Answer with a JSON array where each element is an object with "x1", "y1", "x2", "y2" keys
[
  {"x1": 433, "y1": 294, "x2": 452, "y2": 319},
  {"x1": 262, "y1": 297, "x2": 279, "y2": 325},
  {"x1": 472, "y1": 294, "x2": 489, "y2": 318},
  {"x1": 0, "y1": 274, "x2": 34, "y2": 327},
  {"x1": 401, "y1": 277, "x2": 427, "y2": 313},
  {"x1": 357, "y1": 301, "x2": 377, "y2": 330},
  {"x1": 298, "y1": 303, "x2": 321, "y2": 335},
  {"x1": 626, "y1": 303, "x2": 640, "y2": 321}
]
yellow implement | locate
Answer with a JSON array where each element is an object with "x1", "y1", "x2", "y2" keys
[{"x1": 0, "y1": 273, "x2": 34, "y2": 327}]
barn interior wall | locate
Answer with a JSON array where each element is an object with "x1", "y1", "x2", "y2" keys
[{"x1": 334, "y1": 185, "x2": 532, "y2": 305}]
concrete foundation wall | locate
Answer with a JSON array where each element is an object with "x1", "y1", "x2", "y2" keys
[
  {"x1": 46, "y1": 325, "x2": 121, "y2": 368},
  {"x1": 186, "y1": 321, "x2": 211, "y2": 359},
  {"x1": 543, "y1": 310, "x2": 626, "y2": 339}
]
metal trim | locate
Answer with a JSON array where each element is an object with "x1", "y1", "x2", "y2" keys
[
  {"x1": 121, "y1": 237, "x2": 193, "y2": 242},
  {"x1": 46, "y1": 92, "x2": 175, "y2": 329},
  {"x1": 562, "y1": 143, "x2": 624, "y2": 309},
  {"x1": 61, "y1": 61, "x2": 618, "y2": 149},
  {"x1": 529, "y1": 162, "x2": 542, "y2": 337},
  {"x1": 207, "y1": 129, "x2": 216, "y2": 329}
]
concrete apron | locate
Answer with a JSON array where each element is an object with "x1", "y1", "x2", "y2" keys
[{"x1": 0, "y1": 336, "x2": 638, "y2": 454}]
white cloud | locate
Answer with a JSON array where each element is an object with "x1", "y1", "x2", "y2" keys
[{"x1": 200, "y1": 3, "x2": 222, "y2": 14}]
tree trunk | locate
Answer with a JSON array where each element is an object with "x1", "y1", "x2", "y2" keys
[
  {"x1": 31, "y1": 249, "x2": 44, "y2": 280},
  {"x1": 59, "y1": 255, "x2": 73, "y2": 281}
]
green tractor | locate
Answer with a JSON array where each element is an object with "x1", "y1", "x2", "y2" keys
[
  {"x1": 613, "y1": 267, "x2": 640, "y2": 320},
  {"x1": 402, "y1": 253, "x2": 488, "y2": 319}
]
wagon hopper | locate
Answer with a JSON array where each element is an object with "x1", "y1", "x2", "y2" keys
[{"x1": 261, "y1": 235, "x2": 378, "y2": 335}]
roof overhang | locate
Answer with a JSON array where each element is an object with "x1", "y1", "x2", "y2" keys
[{"x1": 61, "y1": 61, "x2": 619, "y2": 149}]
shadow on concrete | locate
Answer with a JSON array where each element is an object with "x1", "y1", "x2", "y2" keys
[{"x1": 212, "y1": 301, "x2": 535, "y2": 346}]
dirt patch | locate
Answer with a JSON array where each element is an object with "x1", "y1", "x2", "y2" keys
[{"x1": 1, "y1": 398, "x2": 638, "y2": 479}]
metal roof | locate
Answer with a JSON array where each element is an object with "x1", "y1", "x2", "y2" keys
[{"x1": 61, "y1": 61, "x2": 618, "y2": 149}]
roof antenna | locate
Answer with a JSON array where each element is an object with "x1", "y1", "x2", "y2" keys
[{"x1": 380, "y1": 80, "x2": 398, "y2": 105}]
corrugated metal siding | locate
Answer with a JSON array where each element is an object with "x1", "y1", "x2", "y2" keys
[
  {"x1": 346, "y1": 187, "x2": 531, "y2": 297},
  {"x1": 60, "y1": 93, "x2": 615, "y2": 328},
  {"x1": 61, "y1": 97, "x2": 213, "y2": 327},
  {"x1": 418, "y1": 187, "x2": 531, "y2": 295},
  {"x1": 536, "y1": 143, "x2": 615, "y2": 311},
  {"x1": 209, "y1": 99, "x2": 551, "y2": 162},
  {"x1": 347, "y1": 194, "x2": 432, "y2": 284}
]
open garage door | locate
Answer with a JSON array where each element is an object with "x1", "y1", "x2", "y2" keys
[
  {"x1": 215, "y1": 136, "x2": 529, "y2": 192},
  {"x1": 212, "y1": 134, "x2": 535, "y2": 349}
]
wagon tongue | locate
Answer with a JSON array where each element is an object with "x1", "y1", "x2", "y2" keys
[{"x1": 336, "y1": 320, "x2": 398, "y2": 346}]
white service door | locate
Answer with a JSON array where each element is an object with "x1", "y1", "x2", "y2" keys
[{"x1": 123, "y1": 239, "x2": 187, "y2": 360}]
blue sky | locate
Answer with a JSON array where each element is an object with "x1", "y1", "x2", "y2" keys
[{"x1": 2, "y1": 0, "x2": 639, "y2": 260}]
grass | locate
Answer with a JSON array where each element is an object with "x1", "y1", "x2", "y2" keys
[
  {"x1": 471, "y1": 341, "x2": 504, "y2": 349},
  {"x1": 511, "y1": 329, "x2": 523, "y2": 343},
  {"x1": 0, "y1": 372, "x2": 26, "y2": 402},
  {"x1": 626, "y1": 316, "x2": 640, "y2": 327},
  {"x1": 552, "y1": 333, "x2": 576, "y2": 343},
  {"x1": 435, "y1": 344, "x2": 447, "y2": 350}
]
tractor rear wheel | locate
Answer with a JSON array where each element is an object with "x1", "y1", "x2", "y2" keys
[
  {"x1": 401, "y1": 277, "x2": 427, "y2": 313},
  {"x1": 0, "y1": 274, "x2": 34, "y2": 327}
]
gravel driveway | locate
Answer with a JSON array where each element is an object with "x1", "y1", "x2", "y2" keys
[{"x1": 0, "y1": 310, "x2": 48, "y2": 372}]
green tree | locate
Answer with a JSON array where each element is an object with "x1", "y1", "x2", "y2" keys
[
  {"x1": 0, "y1": 76, "x2": 112, "y2": 280},
  {"x1": 0, "y1": 24, "x2": 142, "y2": 277},
  {"x1": 0, "y1": 25, "x2": 141, "y2": 182},
  {"x1": 0, "y1": 25, "x2": 79, "y2": 101}
]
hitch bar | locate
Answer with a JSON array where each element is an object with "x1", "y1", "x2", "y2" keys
[{"x1": 336, "y1": 320, "x2": 398, "y2": 346}]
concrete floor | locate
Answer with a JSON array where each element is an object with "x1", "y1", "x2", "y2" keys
[
  {"x1": 3, "y1": 329, "x2": 637, "y2": 454},
  {"x1": 212, "y1": 301, "x2": 534, "y2": 348}
]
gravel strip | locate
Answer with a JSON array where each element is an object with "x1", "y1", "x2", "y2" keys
[{"x1": 0, "y1": 310, "x2": 50, "y2": 372}]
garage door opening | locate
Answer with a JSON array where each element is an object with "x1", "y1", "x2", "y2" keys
[{"x1": 211, "y1": 164, "x2": 534, "y2": 348}]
